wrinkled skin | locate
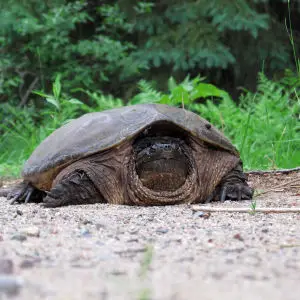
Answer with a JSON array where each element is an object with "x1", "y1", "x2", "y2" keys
[{"x1": 5, "y1": 135, "x2": 253, "y2": 207}]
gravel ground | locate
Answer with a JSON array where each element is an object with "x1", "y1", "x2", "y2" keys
[{"x1": 0, "y1": 172, "x2": 299, "y2": 300}]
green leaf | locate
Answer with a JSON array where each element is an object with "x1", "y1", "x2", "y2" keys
[
  {"x1": 46, "y1": 97, "x2": 60, "y2": 109},
  {"x1": 53, "y1": 74, "x2": 62, "y2": 100},
  {"x1": 32, "y1": 90, "x2": 50, "y2": 98},
  {"x1": 167, "y1": 77, "x2": 177, "y2": 91},
  {"x1": 191, "y1": 83, "x2": 229, "y2": 100},
  {"x1": 68, "y1": 98, "x2": 84, "y2": 105},
  {"x1": 159, "y1": 95, "x2": 173, "y2": 105}
]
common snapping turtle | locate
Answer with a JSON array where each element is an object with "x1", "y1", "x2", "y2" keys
[{"x1": 6, "y1": 104, "x2": 253, "y2": 207}]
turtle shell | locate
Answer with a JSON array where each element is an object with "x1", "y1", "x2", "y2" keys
[{"x1": 23, "y1": 104, "x2": 238, "y2": 186}]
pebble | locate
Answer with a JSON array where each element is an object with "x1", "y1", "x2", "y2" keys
[
  {"x1": 233, "y1": 233, "x2": 244, "y2": 242},
  {"x1": 19, "y1": 260, "x2": 36, "y2": 269},
  {"x1": 20, "y1": 226, "x2": 40, "y2": 237},
  {"x1": 0, "y1": 260, "x2": 13, "y2": 274},
  {"x1": 16, "y1": 209, "x2": 23, "y2": 216},
  {"x1": 156, "y1": 227, "x2": 169, "y2": 234},
  {"x1": 82, "y1": 219, "x2": 93, "y2": 225},
  {"x1": 80, "y1": 228, "x2": 91, "y2": 237},
  {"x1": 0, "y1": 276, "x2": 23, "y2": 296},
  {"x1": 95, "y1": 223, "x2": 106, "y2": 230},
  {"x1": 193, "y1": 211, "x2": 211, "y2": 219},
  {"x1": 243, "y1": 273, "x2": 257, "y2": 281},
  {"x1": 11, "y1": 233, "x2": 27, "y2": 242}
]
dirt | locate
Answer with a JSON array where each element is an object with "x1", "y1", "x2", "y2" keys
[{"x1": 0, "y1": 172, "x2": 299, "y2": 300}]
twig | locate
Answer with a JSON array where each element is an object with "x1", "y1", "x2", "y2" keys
[
  {"x1": 280, "y1": 244, "x2": 300, "y2": 248},
  {"x1": 246, "y1": 167, "x2": 300, "y2": 175},
  {"x1": 254, "y1": 177, "x2": 300, "y2": 196},
  {"x1": 191, "y1": 205, "x2": 300, "y2": 213},
  {"x1": 19, "y1": 76, "x2": 39, "y2": 107}
]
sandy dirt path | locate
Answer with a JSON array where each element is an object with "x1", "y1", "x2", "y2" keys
[{"x1": 0, "y1": 172, "x2": 299, "y2": 300}]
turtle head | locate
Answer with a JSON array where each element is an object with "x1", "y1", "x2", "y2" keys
[{"x1": 133, "y1": 136, "x2": 190, "y2": 192}]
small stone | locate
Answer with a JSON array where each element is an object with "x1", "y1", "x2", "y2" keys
[
  {"x1": 194, "y1": 211, "x2": 204, "y2": 217},
  {"x1": 0, "y1": 260, "x2": 13, "y2": 274},
  {"x1": 11, "y1": 234, "x2": 27, "y2": 242},
  {"x1": 16, "y1": 209, "x2": 23, "y2": 216},
  {"x1": 80, "y1": 228, "x2": 91, "y2": 237},
  {"x1": 156, "y1": 227, "x2": 168, "y2": 234},
  {"x1": 110, "y1": 269, "x2": 127, "y2": 276},
  {"x1": 95, "y1": 223, "x2": 106, "y2": 230},
  {"x1": 126, "y1": 238, "x2": 139, "y2": 243},
  {"x1": 177, "y1": 256, "x2": 194, "y2": 262},
  {"x1": 82, "y1": 219, "x2": 93, "y2": 225},
  {"x1": 193, "y1": 211, "x2": 211, "y2": 219},
  {"x1": 225, "y1": 258, "x2": 234, "y2": 264},
  {"x1": 0, "y1": 276, "x2": 23, "y2": 296},
  {"x1": 210, "y1": 271, "x2": 224, "y2": 279},
  {"x1": 243, "y1": 273, "x2": 257, "y2": 280},
  {"x1": 20, "y1": 226, "x2": 40, "y2": 237},
  {"x1": 129, "y1": 228, "x2": 139, "y2": 235},
  {"x1": 19, "y1": 260, "x2": 35, "y2": 269},
  {"x1": 233, "y1": 233, "x2": 244, "y2": 242}
]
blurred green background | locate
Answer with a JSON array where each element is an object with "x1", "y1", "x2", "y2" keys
[{"x1": 0, "y1": 0, "x2": 299, "y2": 177}]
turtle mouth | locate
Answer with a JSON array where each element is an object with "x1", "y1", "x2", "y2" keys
[{"x1": 133, "y1": 137, "x2": 190, "y2": 191}]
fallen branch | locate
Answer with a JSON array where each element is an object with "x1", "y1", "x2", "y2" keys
[
  {"x1": 191, "y1": 205, "x2": 300, "y2": 213},
  {"x1": 246, "y1": 167, "x2": 300, "y2": 175},
  {"x1": 280, "y1": 244, "x2": 300, "y2": 248},
  {"x1": 254, "y1": 177, "x2": 300, "y2": 196}
]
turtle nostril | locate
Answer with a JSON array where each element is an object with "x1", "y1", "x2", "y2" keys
[{"x1": 164, "y1": 144, "x2": 172, "y2": 151}]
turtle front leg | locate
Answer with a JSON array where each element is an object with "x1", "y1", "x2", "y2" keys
[
  {"x1": 6, "y1": 182, "x2": 45, "y2": 204},
  {"x1": 43, "y1": 170, "x2": 104, "y2": 207},
  {"x1": 206, "y1": 163, "x2": 254, "y2": 203}
]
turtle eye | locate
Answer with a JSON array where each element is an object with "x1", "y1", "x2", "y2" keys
[{"x1": 205, "y1": 123, "x2": 211, "y2": 129}]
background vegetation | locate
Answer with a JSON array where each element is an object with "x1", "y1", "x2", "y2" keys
[{"x1": 0, "y1": 0, "x2": 299, "y2": 177}]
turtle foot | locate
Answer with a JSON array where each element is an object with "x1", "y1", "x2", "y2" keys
[
  {"x1": 7, "y1": 182, "x2": 45, "y2": 204},
  {"x1": 205, "y1": 162, "x2": 254, "y2": 203},
  {"x1": 218, "y1": 182, "x2": 253, "y2": 202},
  {"x1": 42, "y1": 170, "x2": 104, "y2": 207},
  {"x1": 218, "y1": 162, "x2": 254, "y2": 202}
]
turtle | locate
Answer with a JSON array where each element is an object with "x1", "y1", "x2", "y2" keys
[{"x1": 4, "y1": 104, "x2": 253, "y2": 207}]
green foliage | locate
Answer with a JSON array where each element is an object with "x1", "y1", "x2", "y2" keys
[
  {"x1": 128, "y1": 0, "x2": 295, "y2": 92},
  {"x1": 193, "y1": 73, "x2": 299, "y2": 169},
  {"x1": 0, "y1": 73, "x2": 298, "y2": 177},
  {"x1": 0, "y1": 0, "x2": 138, "y2": 103},
  {"x1": 1, "y1": 0, "x2": 299, "y2": 105}
]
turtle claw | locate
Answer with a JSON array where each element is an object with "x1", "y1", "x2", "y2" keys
[
  {"x1": 7, "y1": 182, "x2": 29, "y2": 204},
  {"x1": 9, "y1": 195, "x2": 20, "y2": 205},
  {"x1": 220, "y1": 186, "x2": 228, "y2": 202},
  {"x1": 7, "y1": 182, "x2": 44, "y2": 204},
  {"x1": 24, "y1": 187, "x2": 34, "y2": 204}
]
